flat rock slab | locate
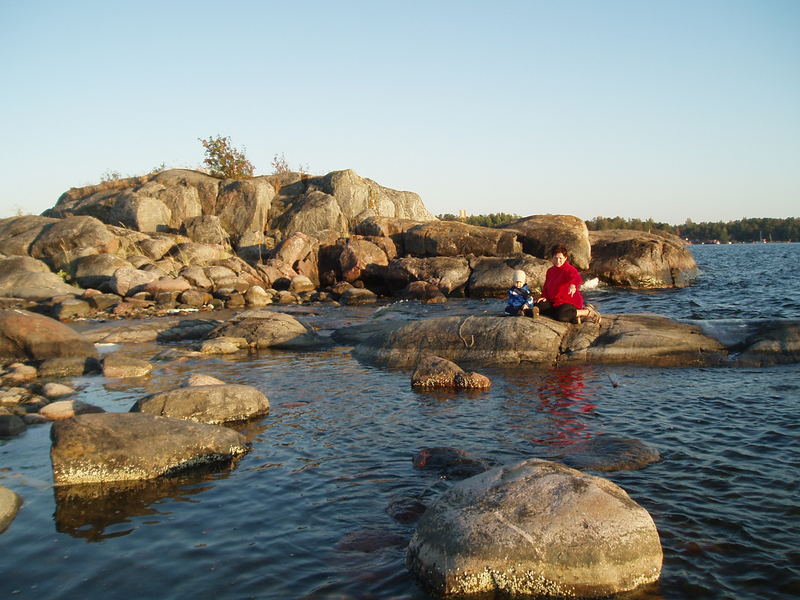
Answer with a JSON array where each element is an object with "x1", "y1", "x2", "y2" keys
[
  {"x1": 131, "y1": 384, "x2": 269, "y2": 424},
  {"x1": 407, "y1": 459, "x2": 662, "y2": 598},
  {"x1": 348, "y1": 313, "x2": 799, "y2": 368},
  {"x1": 50, "y1": 412, "x2": 248, "y2": 485}
]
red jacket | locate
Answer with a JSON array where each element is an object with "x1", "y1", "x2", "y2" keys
[{"x1": 542, "y1": 262, "x2": 584, "y2": 308}]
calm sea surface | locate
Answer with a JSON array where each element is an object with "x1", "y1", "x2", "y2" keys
[{"x1": 2, "y1": 243, "x2": 799, "y2": 599}]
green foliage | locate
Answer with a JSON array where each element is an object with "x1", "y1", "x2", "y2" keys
[
  {"x1": 199, "y1": 135, "x2": 255, "y2": 179},
  {"x1": 436, "y1": 212, "x2": 521, "y2": 227},
  {"x1": 586, "y1": 216, "x2": 800, "y2": 242}
]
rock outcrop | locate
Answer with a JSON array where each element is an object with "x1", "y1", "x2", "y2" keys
[
  {"x1": 407, "y1": 459, "x2": 662, "y2": 598},
  {"x1": 589, "y1": 229, "x2": 696, "y2": 288},
  {"x1": 50, "y1": 412, "x2": 248, "y2": 485},
  {"x1": 131, "y1": 384, "x2": 269, "y2": 424},
  {"x1": 47, "y1": 168, "x2": 435, "y2": 242}
]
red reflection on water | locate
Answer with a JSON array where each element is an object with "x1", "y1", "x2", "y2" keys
[{"x1": 530, "y1": 365, "x2": 597, "y2": 447}]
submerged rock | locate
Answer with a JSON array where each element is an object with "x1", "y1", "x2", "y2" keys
[
  {"x1": 131, "y1": 384, "x2": 269, "y2": 424},
  {"x1": 412, "y1": 447, "x2": 492, "y2": 480},
  {"x1": 406, "y1": 459, "x2": 662, "y2": 598},
  {"x1": 50, "y1": 412, "x2": 248, "y2": 485},
  {"x1": 558, "y1": 435, "x2": 661, "y2": 472}
]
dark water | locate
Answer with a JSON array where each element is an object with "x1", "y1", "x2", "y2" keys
[{"x1": 2, "y1": 244, "x2": 799, "y2": 600}]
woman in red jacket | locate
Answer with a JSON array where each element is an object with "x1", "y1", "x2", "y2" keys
[{"x1": 534, "y1": 244, "x2": 601, "y2": 324}]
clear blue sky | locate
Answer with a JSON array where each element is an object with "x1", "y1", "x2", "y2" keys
[{"x1": 1, "y1": 0, "x2": 798, "y2": 224}]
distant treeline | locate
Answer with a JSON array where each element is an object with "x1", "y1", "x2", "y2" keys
[
  {"x1": 586, "y1": 216, "x2": 799, "y2": 242},
  {"x1": 436, "y1": 213, "x2": 521, "y2": 227},
  {"x1": 437, "y1": 213, "x2": 799, "y2": 242}
]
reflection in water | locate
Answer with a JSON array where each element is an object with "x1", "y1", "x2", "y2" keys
[
  {"x1": 53, "y1": 471, "x2": 226, "y2": 542},
  {"x1": 497, "y1": 365, "x2": 601, "y2": 455},
  {"x1": 531, "y1": 366, "x2": 598, "y2": 447}
]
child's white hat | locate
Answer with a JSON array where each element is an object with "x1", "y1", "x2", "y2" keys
[{"x1": 512, "y1": 269, "x2": 526, "y2": 283}]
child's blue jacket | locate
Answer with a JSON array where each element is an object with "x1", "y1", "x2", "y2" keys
[{"x1": 506, "y1": 284, "x2": 534, "y2": 310}]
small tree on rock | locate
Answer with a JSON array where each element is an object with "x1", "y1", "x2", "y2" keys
[{"x1": 199, "y1": 135, "x2": 255, "y2": 179}]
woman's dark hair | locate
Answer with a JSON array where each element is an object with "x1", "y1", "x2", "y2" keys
[{"x1": 550, "y1": 244, "x2": 570, "y2": 257}]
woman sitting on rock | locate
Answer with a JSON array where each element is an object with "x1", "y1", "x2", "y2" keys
[{"x1": 535, "y1": 244, "x2": 601, "y2": 324}]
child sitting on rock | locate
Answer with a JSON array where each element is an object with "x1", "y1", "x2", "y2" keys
[{"x1": 505, "y1": 270, "x2": 536, "y2": 317}]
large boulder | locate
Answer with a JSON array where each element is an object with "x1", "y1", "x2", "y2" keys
[
  {"x1": 277, "y1": 190, "x2": 349, "y2": 236},
  {"x1": 407, "y1": 459, "x2": 662, "y2": 598},
  {"x1": 183, "y1": 215, "x2": 229, "y2": 245},
  {"x1": 385, "y1": 257, "x2": 471, "y2": 296},
  {"x1": 72, "y1": 254, "x2": 133, "y2": 289},
  {"x1": 467, "y1": 255, "x2": 551, "y2": 298},
  {"x1": 272, "y1": 232, "x2": 320, "y2": 285},
  {"x1": 0, "y1": 256, "x2": 83, "y2": 300},
  {"x1": 0, "y1": 215, "x2": 59, "y2": 256},
  {"x1": 29, "y1": 216, "x2": 119, "y2": 270},
  {"x1": 50, "y1": 412, "x2": 248, "y2": 485},
  {"x1": 352, "y1": 314, "x2": 729, "y2": 368},
  {"x1": 404, "y1": 221, "x2": 521, "y2": 258},
  {"x1": 339, "y1": 239, "x2": 388, "y2": 283},
  {"x1": 589, "y1": 229, "x2": 697, "y2": 288},
  {"x1": 500, "y1": 215, "x2": 592, "y2": 270},
  {"x1": 354, "y1": 216, "x2": 424, "y2": 254},
  {"x1": 108, "y1": 266, "x2": 160, "y2": 297},
  {"x1": 109, "y1": 190, "x2": 172, "y2": 233},
  {"x1": 215, "y1": 178, "x2": 273, "y2": 243},
  {"x1": 0, "y1": 310, "x2": 98, "y2": 361},
  {"x1": 131, "y1": 384, "x2": 269, "y2": 424},
  {"x1": 207, "y1": 309, "x2": 327, "y2": 349}
]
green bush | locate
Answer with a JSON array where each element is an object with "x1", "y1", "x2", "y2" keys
[{"x1": 199, "y1": 135, "x2": 255, "y2": 179}]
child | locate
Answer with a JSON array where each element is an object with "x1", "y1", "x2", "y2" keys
[{"x1": 505, "y1": 269, "x2": 536, "y2": 317}]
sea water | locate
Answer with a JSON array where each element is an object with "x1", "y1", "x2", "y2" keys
[{"x1": 1, "y1": 243, "x2": 798, "y2": 599}]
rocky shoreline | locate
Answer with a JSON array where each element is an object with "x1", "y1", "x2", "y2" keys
[{"x1": 1, "y1": 168, "x2": 795, "y2": 597}]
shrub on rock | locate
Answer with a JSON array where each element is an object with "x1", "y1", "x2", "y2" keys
[{"x1": 407, "y1": 458, "x2": 662, "y2": 598}]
